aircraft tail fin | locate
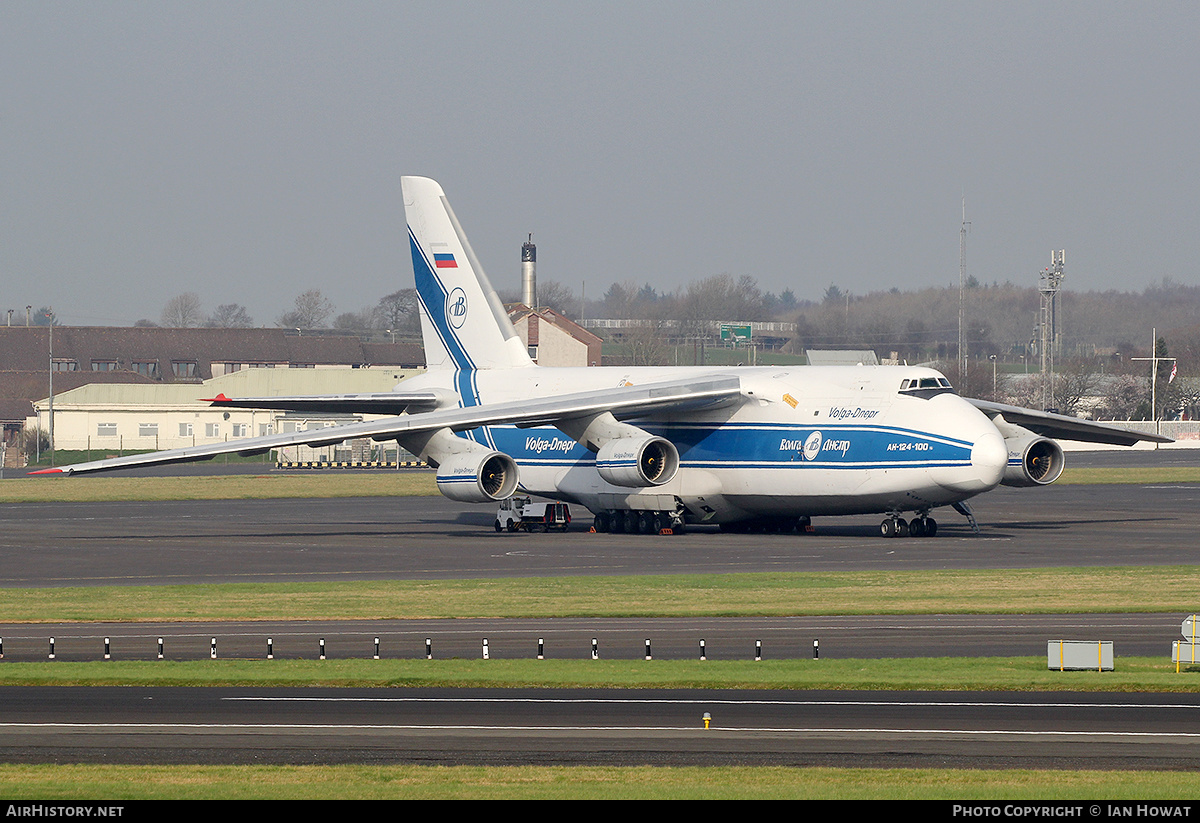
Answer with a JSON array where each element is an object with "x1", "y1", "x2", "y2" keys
[{"x1": 402, "y1": 176, "x2": 534, "y2": 371}]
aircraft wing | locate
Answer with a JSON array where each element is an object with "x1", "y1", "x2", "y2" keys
[
  {"x1": 33, "y1": 374, "x2": 744, "y2": 476},
  {"x1": 968, "y1": 398, "x2": 1173, "y2": 446},
  {"x1": 203, "y1": 391, "x2": 445, "y2": 416}
]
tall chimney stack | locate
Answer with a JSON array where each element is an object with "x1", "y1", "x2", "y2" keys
[{"x1": 521, "y1": 234, "x2": 537, "y2": 308}]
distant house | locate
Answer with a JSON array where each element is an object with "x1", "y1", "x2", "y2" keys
[
  {"x1": 0, "y1": 326, "x2": 423, "y2": 381},
  {"x1": 507, "y1": 304, "x2": 603, "y2": 367},
  {"x1": 0, "y1": 326, "x2": 424, "y2": 465}
]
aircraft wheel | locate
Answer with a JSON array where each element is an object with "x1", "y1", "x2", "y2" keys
[
  {"x1": 925, "y1": 517, "x2": 937, "y2": 537},
  {"x1": 654, "y1": 512, "x2": 671, "y2": 533},
  {"x1": 908, "y1": 518, "x2": 925, "y2": 537},
  {"x1": 611, "y1": 510, "x2": 627, "y2": 534},
  {"x1": 895, "y1": 519, "x2": 910, "y2": 538},
  {"x1": 637, "y1": 511, "x2": 654, "y2": 534},
  {"x1": 880, "y1": 519, "x2": 895, "y2": 538},
  {"x1": 594, "y1": 511, "x2": 611, "y2": 533}
]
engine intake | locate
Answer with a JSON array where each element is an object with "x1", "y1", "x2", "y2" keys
[
  {"x1": 596, "y1": 435, "x2": 680, "y2": 488},
  {"x1": 435, "y1": 450, "x2": 520, "y2": 503},
  {"x1": 1001, "y1": 431, "x2": 1064, "y2": 487}
]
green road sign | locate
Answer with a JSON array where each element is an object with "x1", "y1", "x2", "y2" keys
[{"x1": 720, "y1": 323, "x2": 752, "y2": 344}]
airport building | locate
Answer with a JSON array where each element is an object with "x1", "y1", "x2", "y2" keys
[{"x1": 1, "y1": 326, "x2": 424, "y2": 466}]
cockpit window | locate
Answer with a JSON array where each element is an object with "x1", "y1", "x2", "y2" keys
[{"x1": 899, "y1": 376, "x2": 957, "y2": 399}]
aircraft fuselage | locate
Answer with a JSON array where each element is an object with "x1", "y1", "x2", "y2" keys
[{"x1": 398, "y1": 363, "x2": 1007, "y2": 523}]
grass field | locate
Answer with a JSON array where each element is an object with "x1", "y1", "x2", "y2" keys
[
  {"x1": 1, "y1": 656, "x2": 1197, "y2": 691},
  {"x1": 0, "y1": 471, "x2": 438, "y2": 501},
  {"x1": 0, "y1": 566, "x2": 1194, "y2": 622},
  {"x1": 3, "y1": 762, "x2": 1197, "y2": 800}
]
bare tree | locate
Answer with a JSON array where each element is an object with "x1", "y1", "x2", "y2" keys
[
  {"x1": 1094, "y1": 374, "x2": 1147, "y2": 419},
  {"x1": 1053, "y1": 361, "x2": 1102, "y2": 417},
  {"x1": 376, "y1": 289, "x2": 420, "y2": 334},
  {"x1": 332, "y1": 308, "x2": 380, "y2": 331},
  {"x1": 1173, "y1": 377, "x2": 1200, "y2": 420},
  {"x1": 675, "y1": 274, "x2": 766, "y2": 339},
  {"x1": 206, "y1": 303, "x2": 253, "y2": 328},
  {"x1": 617, "y1": 320, "x2": 673, "y2": 366},
  {"x1": 278, "y1": 289, "x2": 335, "y2": 329},
  {"x1": 997, "y1": 360, "x2": 1100, "y2": 416},
  {"x1": 161, "y1": 293, "x2": 204, "y2": 328},
  {"x1": 536, "y1": 280, "x2": 578, "y2": 316}
]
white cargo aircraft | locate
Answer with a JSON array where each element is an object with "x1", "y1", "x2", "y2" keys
[{"x1": 36, "y1": 176, "x2": 1170, "y2": 536}]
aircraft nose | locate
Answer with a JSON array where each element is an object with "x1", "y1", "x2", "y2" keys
[
  {"x1": 970, "y1": 428, "x2": 1007, "y2": 488},
  {"x1": 932, "y1": 426, "x2": 1006, "y2": 493}
]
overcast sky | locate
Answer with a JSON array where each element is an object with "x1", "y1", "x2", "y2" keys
[{"x1": 3, "y1": 2, "x2": 1198, "y2": 327}]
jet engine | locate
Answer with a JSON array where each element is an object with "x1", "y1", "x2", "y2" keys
[
  {"x1": 556, "y1": 411, "x2": 681, "y2": 489},
  {"x1": 402, "y1": 427, "x2": 520, "y2": 503},
  {"x1": 434, "y1": 450, "x2": 520, "y2": 503},
  {"x1": 1000, "y1": 428, "x2": 1064, "y2": 487},
  {"x1": 595, "y1": 435, "x2": 680, "y2": 488}
]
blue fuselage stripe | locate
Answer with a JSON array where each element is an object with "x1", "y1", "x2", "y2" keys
[{"x1": 479, "y1": 423, "x2": 973, "y2": 470}]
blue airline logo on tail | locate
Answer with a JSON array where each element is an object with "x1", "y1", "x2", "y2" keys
[{"x1": 447, "y1": 287, "x2": 468, "y2": 329}]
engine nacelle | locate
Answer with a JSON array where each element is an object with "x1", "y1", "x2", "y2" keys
[
  {"x1": 1000, "y1": 430, "x2": 1065, "y2": 487},
  {"x1": 435, "y1": 450, "x2": 521, "y2": 503},
  {"x1": 596, "y1": 435, "x2": 680, "y2": 488}
]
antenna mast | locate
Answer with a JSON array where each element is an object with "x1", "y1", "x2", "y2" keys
[
  {"x1": 1038, "y1": 250, "x2": 1065, "y2": 410},
  {"x1": 959, "y1": 198, "x2": 970, "y2": 383}
]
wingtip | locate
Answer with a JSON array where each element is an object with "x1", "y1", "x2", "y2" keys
[
  {"x1": 203, "y1": 393, "x2": 233, "y2": 403},
  {"x1": 29, "y1": 467, "x2": 65, "y2": 475}
]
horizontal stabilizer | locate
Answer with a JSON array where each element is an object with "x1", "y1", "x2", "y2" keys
[{"x1": 204, "y1": 391, "x2": 445, "y2": 416}]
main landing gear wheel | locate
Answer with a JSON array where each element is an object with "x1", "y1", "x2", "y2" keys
[
  {"x1": 908, "y1": 516, "x2": 937, "y2": 537},
  {"x1": 592, "y1": 509, "x2": 681, "y2": 535},
  {"x1": 881, "y1": 515, "x2": 937, "y2": 537},
  {"x1": 611, "y1": 510, "x2": 627, "y2": 533},
  {"x1": 720, "y1": 517, "x2": 810, "y2": 534}
]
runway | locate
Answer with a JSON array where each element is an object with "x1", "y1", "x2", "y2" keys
[
  {"x1": 1, "y1": 479, "x2": 1199, "y2": 587},
  {"x1": 4, "y1": 686, "x2": 1200, "y2": 770},
  {"x1": 2, "y1": 451, "x2": 1199, "y2": 768}
]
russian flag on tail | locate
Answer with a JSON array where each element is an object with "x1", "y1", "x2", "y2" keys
[{"x1": 434, "y1": 253, "x2": 458, "y2": 269}]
